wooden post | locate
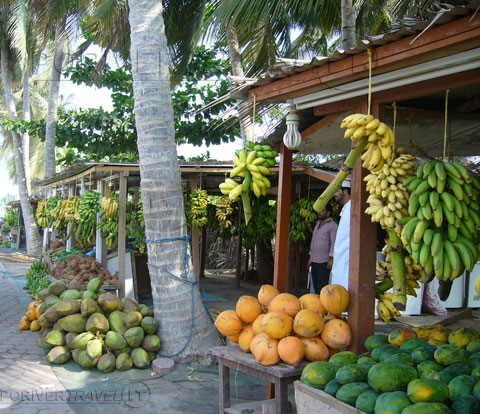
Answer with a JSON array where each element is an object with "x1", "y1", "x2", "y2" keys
[
  {"x1": 118, "y1": 172, "x2": 128, "y2": 298},
  {"x1": 190, "y1": 177, "x2": 201, "y2": 280},
  {"x1": 273, "y1": 143, "x2": 293, "y2": 293},
  {"x1": 101, "y1": 181, "x2": 108, "y2": 266},
  {"x1": 199, "y1": 225, "x2": 207, "y2": 278},
  {"x1": 347, "y1": 104, "x2": 379, "y2": 354},
  {"x1": 95, "y1": 180, "x2": 104, "y2": 263},
  {"x1": 66, "y1": 183, "x2": 74, "y2": 252}
]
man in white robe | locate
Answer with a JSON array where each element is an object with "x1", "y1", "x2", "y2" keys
[{"x1": 331, "y1": 181, "x2": 352, "y2": 289}]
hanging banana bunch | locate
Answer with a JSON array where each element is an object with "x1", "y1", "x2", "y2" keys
[
  {"x1": 215, "y1": 197, "x2": 234, "y2": 229},
  {"x1": 219, "y1": 143, "x2": 277, "y2": 225},
  {"x1": 132, "y1": 196, "x2": 145, "y2": 254},
  {"x1": 400, "y1": 160, "x2": 480, "y2": 284},
  {"x1": 76, "y1": 191, "x2": 101, "y2": 246},
  {"x1": 101, "y1": 196, "x2": 119, "y2": 219},
  {"x1": 191, "y1": 189, "x2": 209, "y2": 228},
  {"x1": 290, "y1": 199, "x2": 317, "y2": 244},
  {"x1": 36, "y1": 200, "x2": 50, "y2": 228}
]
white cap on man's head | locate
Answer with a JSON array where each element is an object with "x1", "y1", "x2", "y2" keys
[{"x1": 341, "y1": 180, "x2": 351, "y2": 189}]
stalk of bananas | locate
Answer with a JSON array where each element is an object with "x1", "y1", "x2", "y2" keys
[
  {"x1": 36, "y1": 200, "x2": 50, "y2": 228},
  {"x1": 76, "y1": 191, "x2": 101, "y2": 246},
  {"x1": 341, "y1": 113, "x2": 396, "y2": 171},
  {"x1": 377, "y1": 292, "x2": 402, "y2": 323},
  {"x1": 400, "y1": 160, "x2": 480, "y2": 284},
  {"x1": 132, "y1": 196, "x2": 145, "y2": 254},
  {"x1": 219, "y1": 144, "x2": 276, "y2": 225},
  {"x1": 364, "y1": 150, "x2": 416, "y2": 229},
  {"x1": 290, "y1": 198, "x2": 317, "y2": 244},
  {"x1": 215, "y1": 197, "x2": 234, "y2": 229},
  {"x1": 101, "y1": 196, "x2": 119, "y2": 219},
  {"x1": 241, "y1": 201, "x2": 277, "y2": 250},
  {"x1": 58, "y1": 196, "x2": 81, "y2": 223},
  {"x1": 191, "y1": 189, "x2": 209, "y2": 228}
]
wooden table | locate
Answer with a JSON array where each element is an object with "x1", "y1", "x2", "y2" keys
[{"x1": 210, "y1": 345, "x2": 306, "y2": 414}]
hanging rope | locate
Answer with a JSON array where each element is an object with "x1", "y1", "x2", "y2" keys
[
  {"x1": 367, "y1": 49, "x2": 373, "y2": 116},
  {"x1": 443, "y1": 89, "x2": 450, "y2": 161}
]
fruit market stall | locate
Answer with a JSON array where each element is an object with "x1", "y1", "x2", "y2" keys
[
  {"x1": 36, "y1": 161, "x2": 318, "y2": 299},
  {"x1": 242, "y1": 3, "x2": 480, "y2": 356}
]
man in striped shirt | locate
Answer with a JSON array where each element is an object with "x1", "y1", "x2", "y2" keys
[{"x1": 308, "y1": 203, "x2": 338, "y2": 294}]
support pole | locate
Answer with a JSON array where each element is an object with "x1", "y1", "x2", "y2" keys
[
  {"x1": 347, "y1": 103, "x2": 379, "y2": 354},
  {"x1": 66, "y1": 183, "x2": 74, "y2": 252},
  {"x1": 95, "y1": 180, "x2": 104, "y2": 263},
  {"x1": 118, "y1": 172, "x2": 128, "y2": 298},
  {"x1": 200, "y1": 225, "x2": 207, "y2": 278},
  {"x1": 190, "y1": 177, "x2": 201, "y2": 280},
  {"x1": 273, "y1": 143, "x2": 293, "y2": 293}
]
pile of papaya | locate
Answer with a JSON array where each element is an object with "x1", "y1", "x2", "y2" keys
[{"x1": 301, "y1": 324, "x2": 480, "y2": 414}]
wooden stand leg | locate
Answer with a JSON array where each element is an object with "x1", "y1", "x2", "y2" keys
[
  {"x1": 219, "y1": 360, "x2": 230, "y2": 414},
  {"x1": 275, "y1": 380, "x2": 288, "y2": 414}
]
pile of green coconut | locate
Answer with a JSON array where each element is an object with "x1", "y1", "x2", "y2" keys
[{"x1": 35, "y1": 277, "x2": 160, "y2": 372}]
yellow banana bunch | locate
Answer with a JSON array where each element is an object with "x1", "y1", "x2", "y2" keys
[
  {"x1": 363, "y1": 151, "x2": 416, "y2": 229},
  {"x1": 215, "y1": 197, "x2": 234, "y2": 229},
  {"x1": 191, "y1": 189, "x2": 209, "y2": 228},
  {"x1": 382, "y1": 243, "x2": 424, "y2": 285},
  {"x1": 101, "y1": 196, "x2": 119, "y2": 218},
  {"x1": 377, "y1": 292, "x2": 402, "y2": 323},
  {"x1": 36, "y1": 200, "x2": 50, "y2": 228},
  {"x1": 341, "y1": 113, "x2": 396, "y2": 170}
]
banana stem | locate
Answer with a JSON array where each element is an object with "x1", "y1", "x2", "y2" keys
[
  {"x1": 313, "y1": 137, "x2": 369, "y2": 212},
  {"x1": 242, "y1": 192, "x2": 252, "y2": 225},
  {"x1": 387, "y1": 228, "x2": 407, "y2": 311},
  {"x1": 375, "y1": 278, "x2": 393, "y2": 299}
]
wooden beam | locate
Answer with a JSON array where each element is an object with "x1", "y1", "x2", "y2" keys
[
  {"x1": 347, "y1": 103, "x2": 379, "y2": 354},
  {"x1": 249, "y1": 15, "x2": 480, "y2": 103},
  {"x1": 273, "y1": 143, "x2": 293, "y2": 293},
  {"x1": 300, "y1": 113, "x2": 344, "y2": 139},
  {"x1": 305, "y1": 167, "x2": 336, "y2": 184},
  {"x1": 118, "y1": 172, "x2": 128, "y2": 298},
  {"x1": 314, "y1": 68, "x2": 480, "y2": 116}
]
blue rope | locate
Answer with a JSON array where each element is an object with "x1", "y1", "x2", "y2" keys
[{"x1": 145, "y1": 235, "x2": 198, "y2": 358}]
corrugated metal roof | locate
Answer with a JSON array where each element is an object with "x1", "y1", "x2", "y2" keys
[{"x1": 251, "y1": 0, "x2": 480, "y2": 87}]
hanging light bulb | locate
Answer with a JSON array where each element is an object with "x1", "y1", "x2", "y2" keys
[{"x1": 282, "y1": 107, "x2": 302, "y2": 150}]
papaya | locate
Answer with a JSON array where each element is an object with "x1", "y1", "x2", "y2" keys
[
  {"x1": 472, "y1": 380, "x2": 480, "y2": 400},
  {"x1": 388, "y1": 328, "x2": 417, "y2": 346},
  {"x1": 385, "y1": 352, "x2": 414, "y2": 367},
  {"x1": 374, "y1": 391, "x2": 411, "y2": 414},
  {"x1": 417, "y1": 361, "x2": 445, "y2": 376},
  {"x1": 439, "y1": 362, "x2": 472, "y2": 384},
  {"x1": 412, "y1": 325, "x2": 444, "y2": 340},
  {"x1": 335, "y1": 382, "x2": 371, "y2": 406},
  {"x1": 466, "y1": 339, "x2": 480, "y2": 353},
  {"x1": 399, "y1": 338, "x2": 428, "y2": 354},
  {"x1": 371, "y1": 344, "x2": 398, "y2": 362},
  {"x1": 364, "y1": 334, "x2": 389, "y2": 351},
  {"x1": 411, "y1": 345, "x2": 436, "y2": 365},
  {"x1": 448, "y1": 375, "x2": 476, "y2": 401},
  {"x1": 400, "y1": 402, "x2": 450, "y2": 414},
  {"x1": 335, "y1": 364, "x2": 368, "y2": 385},
  {"x1": 328, "y1": 351, "x2": 357, "y2": 366},
  {"x1": 448, "y1": 327, "x2": 479, "y2": 349},
  {"x1": 367, "y1": 362, "x2": 417, "y2": 392},
  {"x1": 355, "y1": 390, "x2": 378, "y2": 414},
  {"x1": 434, "y1": 345, "x2": 469, "y2": 366},
  {"x1": 324, "y1": 379, "x2": 341, "y2": 397},
  {"x1": 407, "y1": 378, "x2": 449, "y2": 403},
  {"x1": 300, "y1": 361, "x2": 337, "y2": 390},
  {"x1": 451, "y1": 394, "x2": 480, "y2": 414}
]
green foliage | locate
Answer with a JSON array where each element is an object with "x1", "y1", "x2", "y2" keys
[
  {"x1": 0, "y1": 46, "x2": 240, "y2": 166},
  {"x1": 25, "y1": 260, "x2": 50, "y2": 294},
  {"x1": 4, "y1": 209, "x2": 19, "y2": 227},
  {"x1": 2, "y1": 241, "x2": 11, "y2": 248}
]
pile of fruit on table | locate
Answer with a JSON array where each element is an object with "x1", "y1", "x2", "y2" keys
[
  {"x1": 300, "y1": 325, "x2": 480, "y2": 414},
  {"x1": 214, "y1": 284, "x2": 352, "y2": 367},
  {"x1": 20, "y1": 278, "x2": 159, "y2": 372}
]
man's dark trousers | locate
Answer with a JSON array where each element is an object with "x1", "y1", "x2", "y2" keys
[{"x1": 311, "y1": 262, "x2": 329, "y2": 294}]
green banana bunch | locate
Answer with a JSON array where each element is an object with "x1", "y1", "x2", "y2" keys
[
  {"x1": 364, "y1": 150, "x2": 416, "y2": 229},
  {"x1": 401, "y1": 160, "x2": 480, "y2": 283},
  {"x1": 219, "y1": 144, "x2": 277, "y2": 226},
  {"x1": 132, "y1": 196, "x2": 145, "y2": 254},
  {"x1": 76, "y1": 191, "x2": 101, "y2": 247},
  {"x1": 341, "y1": 113, "x2": 396, "y2": 171},
  {"x1": 241, "y1": 200, "x2": 277, "y2": 249},
  {"x1": 290, "y1": 199, "x2": 317, "y2": 244},
  {"x1": 191, "y1": 189, "x2": 209, "y2": 228}
]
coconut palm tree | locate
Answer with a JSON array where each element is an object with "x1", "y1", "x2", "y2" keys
[
  {"x1": 128, "y1": 0, "x2": 221, "y2": 364},
  {"x1": 0, "y1": 2, "x2": 42, "y2": 256}
]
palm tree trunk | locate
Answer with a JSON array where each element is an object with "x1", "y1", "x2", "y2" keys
[
  {"x1": 226, "y1": 23, "x2": 253, "y2": 142},
  {"x1": 44, "y1": 20, "x2": 65, "y2": 178},
  {"x1": 22, "y1": 60, "x2": 31, "y2": 195},
  {"x1": 1, "y1": 43, "x2": 42, "y2": 257},
  {"x1": 128, "y1": 0, "x2": 221, "y2": 364},
  {"x1": 341, "y1": 0, "x2": 356, "y2": 50}
]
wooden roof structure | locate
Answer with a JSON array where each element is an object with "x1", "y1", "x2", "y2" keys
[{"x1": 246, "y1": 8, "x2": 480, "y2": 352}]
